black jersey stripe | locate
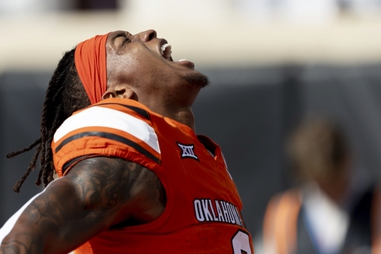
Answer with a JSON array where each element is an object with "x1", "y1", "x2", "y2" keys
[
  {"x1": 92, "y1": 102, "x2": 151, "y2": 120},
  {"x1": 55, "y1": 131, "x2": 160, "y2": 164}
]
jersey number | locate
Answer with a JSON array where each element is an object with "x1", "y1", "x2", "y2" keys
[{"x1": 231, "y1": 230, "x2": 252, "y2": 254}]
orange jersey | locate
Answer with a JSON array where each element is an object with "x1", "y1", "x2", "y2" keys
[{"x1": 51, "y1": 98, "x2": 254, "y2": 254}]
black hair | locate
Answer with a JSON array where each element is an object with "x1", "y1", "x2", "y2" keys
[{"x1": 7, "y1": 48, "x2": 91, "y2": 192}]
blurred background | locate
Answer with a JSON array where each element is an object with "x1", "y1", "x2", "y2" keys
[{"x1": 1, "y1": 0, "x2": 381, "y2": 252}]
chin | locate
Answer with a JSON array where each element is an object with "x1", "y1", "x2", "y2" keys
[{"x1": 183, "y1": 72, "x2": 210, "y2": 88}]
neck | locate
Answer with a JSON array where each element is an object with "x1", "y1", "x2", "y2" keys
[
  {"x1": 134, "y1": 94, "x2": 198, "y2": 131},
  {"x1": 165, "y1": 108, "x2": 196, "y2": 131},
  {"x1": 171, "y1": 109, "x2": 196, "y2": 131},
  {"x1": 148, "y1": 104, "x2": 196, "y2": 131},
  {"x1": 318, "y1": 178, "x2": 349, "y2": 205}
]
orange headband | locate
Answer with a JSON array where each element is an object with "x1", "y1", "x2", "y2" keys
[{"x1": 75, "y1": 33, "x2": 109, "y2": 104}]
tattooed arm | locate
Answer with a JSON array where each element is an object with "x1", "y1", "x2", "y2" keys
[{"x1": 0, "y1": 157, "x2": 166, "y2": 254}]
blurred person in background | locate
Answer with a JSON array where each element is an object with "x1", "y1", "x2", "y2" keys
[
  {"x1": 262, "y1": 117, "x2": 381, "y2": 254},
  {"x1": 0, "y1": 29, "x2": 254, "y2": 253}
]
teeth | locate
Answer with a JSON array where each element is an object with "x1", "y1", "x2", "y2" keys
[
  {"x1": 160, "y1": 43, "x2": 172, "y2": 60},
  {"x1": 160, "y1": 43, "x2": 168, "y2": 54}
]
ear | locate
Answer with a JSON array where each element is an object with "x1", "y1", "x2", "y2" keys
[{"x1": 102, "y1": 85, "x2": 135, "y2": 100}]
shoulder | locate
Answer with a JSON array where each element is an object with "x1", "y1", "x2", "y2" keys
[
  {"x1": 64, "y1": 156, "x2": 161, "y2": 194},
  {"x1": 54, "y1": 98, "x2": 152, "y2": 142},
  {"x1": 64, "y1": 157, "x2": 145, "y2": 209},
  {"x1": 66, "y1": 156, "x2": 165, "y2": 225},
  {"x1": 52, "y1": 98, "x2": 162, "y2": 176}
]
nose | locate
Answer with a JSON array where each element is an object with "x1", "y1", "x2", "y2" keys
[{"x1": 138, "y1": 29, "x2": 157, "y2": 42}]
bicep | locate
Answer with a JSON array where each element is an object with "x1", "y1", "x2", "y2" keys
[
  {"x1": 1, "y1": 156, "x2": 164, "y2": 253},
  {"x1": 67, "y1": 156, "x2": 166, "y2": 226},
  {"x1": 0, "y1": 177, "x2": 95, "y2": 254},
  {"x1": 0, "y1": 157, "x2": 137, "y2": 254}
]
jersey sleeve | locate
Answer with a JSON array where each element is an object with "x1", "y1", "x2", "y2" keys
[{"x1": 51, "y1": 99, "x2": 161, "y2": 177}]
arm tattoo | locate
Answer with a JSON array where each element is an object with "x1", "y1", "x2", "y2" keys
[
  {"x1": 73, "y1": 157, "x2": 133, "y2": 212},
  {"x1": 0, "y1": 156, "x2": 165, "y2": 254},
  {"x1": 0, "y1": 240, "x2": 30, "y2": 254}
]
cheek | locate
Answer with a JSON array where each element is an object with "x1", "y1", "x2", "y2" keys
[
  {"x1": 110, "y1": 50, "x2": 179, "y2": 88},
  {"x1": 109, "y1": 56, "x2": 140, "y2": 84}
]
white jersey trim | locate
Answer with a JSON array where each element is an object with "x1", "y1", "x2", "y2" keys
[{"x1": 53, "y1": 107, "x2": 161, "y2": 154}]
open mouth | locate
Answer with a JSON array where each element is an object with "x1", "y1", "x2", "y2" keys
[
  {"x1": 161, "y1": 43, "x2": 173, "y2": 61},
  {"x1": 160, "y1": 41, "x2": 193, "y2": 68}
]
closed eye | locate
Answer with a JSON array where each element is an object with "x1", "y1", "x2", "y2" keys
[
  {"x1": 123, "y1": 32, "x2": 132, "y2": 44},
  {"x1": 122, "y1": 36, "x2": 130, "y2": 45},
  {"x1": 113, "y1": 31, "x2": 132, "y2": 48}
]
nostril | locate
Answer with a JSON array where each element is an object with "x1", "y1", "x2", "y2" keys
[
  {"x1": 145, "y1": 29, "x2": 157, "y2": 41},
  {"x1": 148, "y1": 31, "x2": 156, "y2": 40}
]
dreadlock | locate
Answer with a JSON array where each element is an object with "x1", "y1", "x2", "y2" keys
[{"x1": 7, "y1": 48, "x2": 91, "y2": 192}]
